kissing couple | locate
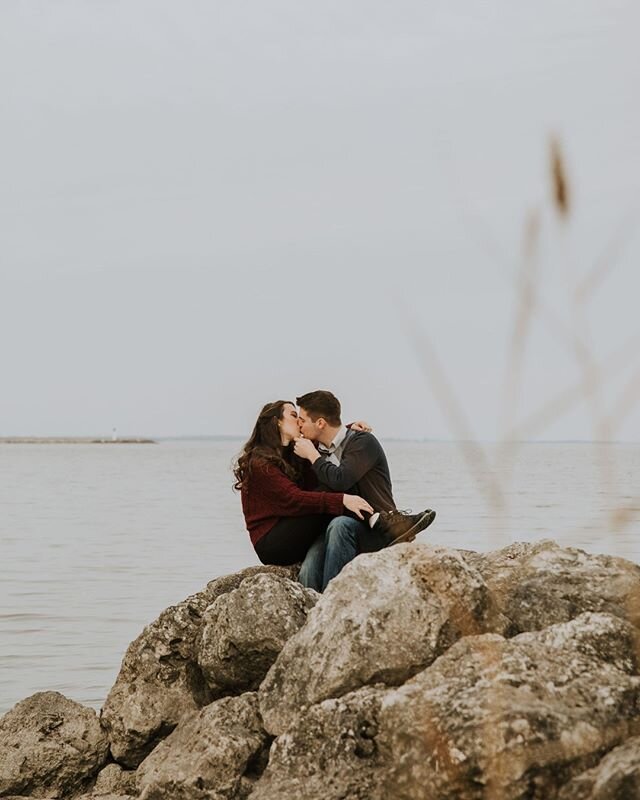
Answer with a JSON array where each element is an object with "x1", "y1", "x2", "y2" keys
[{"x1": 233, "y1": 390, "x2": 436, "y2": 593}]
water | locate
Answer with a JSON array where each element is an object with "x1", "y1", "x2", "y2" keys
[{"x1": 1, "y1": 439, "x2": 639, "y2": 716}]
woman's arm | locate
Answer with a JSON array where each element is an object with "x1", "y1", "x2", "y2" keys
[
  {"x1": 251, "y1": 461, "x2": 344, "y2": 518},
  {"x1": 249, "y1": 461, "x2": 373, "y2": 519}
]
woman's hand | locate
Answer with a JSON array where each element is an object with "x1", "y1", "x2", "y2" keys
[
  {"x1": 350, "y1": 420, "x2": 372, "y2": 432},
  {"x1": 343, "y1": 494, "x2": 374, "y2": 520}
]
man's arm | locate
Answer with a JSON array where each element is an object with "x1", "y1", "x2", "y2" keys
[{"x1": 311, "y1": 432, "x2": 382, "y2": 492}]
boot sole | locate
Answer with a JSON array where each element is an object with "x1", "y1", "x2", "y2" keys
[{"x1": 388, "y1": 509, "x2": 436, "y2": 546}]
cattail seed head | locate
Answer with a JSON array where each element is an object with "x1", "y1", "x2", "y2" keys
[{"x1": 550, "y1": 136, "x2": 570, "y2": 218}]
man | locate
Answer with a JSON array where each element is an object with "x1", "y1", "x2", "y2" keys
[{"x1": 293, "y1": 390, "x2": 436, "y2": 590}]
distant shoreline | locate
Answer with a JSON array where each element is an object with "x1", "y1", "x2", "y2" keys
[
  {"x1": 0, "y1": 437, "x2": 156, "y2": 444},
  {"x1": 1, "y1": 436, "x2": 638, "y2": 445}
]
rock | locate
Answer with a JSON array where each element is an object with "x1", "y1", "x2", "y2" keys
[
  {"x1": 252, "y1": 613, "x2": 640, "y2": 800},
  {"x1": 92, "y1": 763, "x2": 138, "y2": 796},
  {"x1": 0, "y1": 691, "x2": 109, "y2": 799},
  {"x1": 11, "y1": 541, "x2": 640, "y2": 799},
  {"x1": 557, "y1": 736, "x2": 640, "y2": 799},
  {"x1": 259, "y1": 543, "x2": 504, "y2": 735},
  {"x1": 136, "y1": 692, "x2": 269, "y2": 800},
  {"x1": 464, "y1": 539, "x2": 640, "y2": 635},
  {"x1": 73, "y1": 795, "x2": 136, "y2": 800},
  {"x1": 197, "y1": 573, "x2": 317, "y2": 694},
  {"x1": 250, "y1": 687, "x2": 386, "y2": 800},
  {"x1": 378, "y1": 612, "x2": 640, "y2": 799},
  {"x1": 100, "y1": 564, "x2": 296, "y2": 768}
]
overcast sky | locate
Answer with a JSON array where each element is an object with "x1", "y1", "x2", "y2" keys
[{"x1": 2, "y1": 1, "x2": 639, "y2": 440}]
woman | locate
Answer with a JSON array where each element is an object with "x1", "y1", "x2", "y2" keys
[{"x1": 233, "y1": 400, "x2": 373, "y2": 570}]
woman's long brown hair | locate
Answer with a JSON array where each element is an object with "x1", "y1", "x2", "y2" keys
[{"x1": 233, "y1": 400, "x2": 300, "y2": 490}]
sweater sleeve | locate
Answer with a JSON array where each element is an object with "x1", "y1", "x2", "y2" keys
[
  {"x1": 251, "y1": 461, "x2": 344, "y2": 518},
  {"x1": 311, "y1": 432, "x2": 381, "y2": 491}
]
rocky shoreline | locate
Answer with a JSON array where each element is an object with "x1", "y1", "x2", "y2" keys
[{"x1": 2, "y1": 539, "x2": 640, "y2": 799}]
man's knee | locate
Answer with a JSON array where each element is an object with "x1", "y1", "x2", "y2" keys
[{"x1": 325, "y1": 516, "x2": 360, "y2": 545}]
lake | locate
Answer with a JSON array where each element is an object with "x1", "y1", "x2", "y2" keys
[{"x1": 1, "y1": 439, "x2": 638, "y2": 715}]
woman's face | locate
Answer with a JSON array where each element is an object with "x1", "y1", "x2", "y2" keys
[{"x1": 278, "y1": 403, "x2": 300, "y2": 445}]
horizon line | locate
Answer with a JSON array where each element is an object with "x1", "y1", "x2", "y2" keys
[{"x1": 3, "y1": 434, "x2": 640, "y2": 445}]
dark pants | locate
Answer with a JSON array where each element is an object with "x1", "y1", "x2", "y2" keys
[
  {"x1": 299, "y1": 516, "x2": 391, "y2": 591},
  {"x1": 254, "y1": 514, "x2": 332, "y2": 566},
  {"x1": 299, "y1": 515, "x2": 365, "y2": 592}
]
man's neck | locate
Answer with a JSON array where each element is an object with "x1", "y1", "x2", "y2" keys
[{"x1": 318, "y1": 424, "x2": 341, "y2": 447}]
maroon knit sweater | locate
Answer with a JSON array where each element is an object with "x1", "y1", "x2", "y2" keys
[{"x1": 241, "y1": 458, "x2": 344, "y2": 547}]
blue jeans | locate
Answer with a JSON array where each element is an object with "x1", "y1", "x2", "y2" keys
[{"x1": 298, "y1": 516, "x2": 365, "y2": 592}]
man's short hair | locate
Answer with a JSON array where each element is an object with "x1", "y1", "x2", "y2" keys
[{"x1": 296, "y1": 390, "x2": 342, "y2": 427}]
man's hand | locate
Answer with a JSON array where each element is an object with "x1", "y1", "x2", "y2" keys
[
  {"x1": 293, "y1": 436, "x2": 321, "y2": 463},
  {"x1": 350, "y1": 420, "x2": 372, "y2": 433}
]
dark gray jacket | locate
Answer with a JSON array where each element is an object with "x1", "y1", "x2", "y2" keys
[{"x1": 311, "y1": 429, "x2": 396, "y2": 512}]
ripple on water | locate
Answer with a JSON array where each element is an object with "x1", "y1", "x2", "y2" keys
[{"x1": 1, "y1": 440, "x2": 639, "y2": 714}]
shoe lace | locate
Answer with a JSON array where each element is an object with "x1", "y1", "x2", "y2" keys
[{"x1": 386, "y1": 508, "x2": 413, "y2": 517}]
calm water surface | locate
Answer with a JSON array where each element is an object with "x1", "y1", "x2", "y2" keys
[{"x1": 1, "y1": 439, "x2": 638, "y2": 715}]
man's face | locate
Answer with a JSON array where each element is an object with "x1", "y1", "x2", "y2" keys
[{"x1": 297, "y1": 407, "x2": 322, "y2": 441}]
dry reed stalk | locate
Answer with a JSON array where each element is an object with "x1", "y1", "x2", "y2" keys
[
  {"x1": 602, "y1": 363, "x2": 640, "y2": 534},
  {"x1": 552, "y1": 132, "x2": 619, "y2": 502},
  {"x1": 456, "y1": 192, "x2": 586, "y2": 373},
  {"x1": 607, "y1": 363, "x2": 640, "y2": 436},
  {"x1": 570, "y1": 208, "x2": 640, "y2": 516},
  {"x1": 504, "y1": 329, "x2": 640, "y2": 443},
  {"x1": 402, "y1": 307, "x2": 504, "y2": 515},
  {"x1": 497, "y1": 210, "x2": 540, "y2": 487},
  {"x1": 576, "y1": 210, "x2": 638, "y2": 303},
  {"x1": 477, "y1": 638, "x2": 515, "y2": 800},
  {"x1": 610, "y1": 503, "x2": 640, "y2": 531},
  {"x1": 406, "y1": 135, "x2": 640, "y2": 797},
  {"x1": 566, "y1": 300, "x2": 615, "y2": 495}
]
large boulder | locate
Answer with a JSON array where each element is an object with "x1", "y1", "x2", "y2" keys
[
  {"x1": 557, "y1": 736, "x2": 640, "y2": 799},
  {"x1": 136, "y1": 692, "x2": 269, "y2": 800},
  {"x1": 252, "y1": 613, "x2": 640, "y2": 800},
  {"x1": 197, "y1": 573, "x2": 317, "y2": 694},
  {"x1": 259, "y1": 543, "x2": 505, "y2": 735},
  {"x1": 464, "y1": 539, "x2": 640, "y2": 635},
  {"x1": 100, "y1": 565, "x2": 296, "y2": 767},
  {"x1": 0, "y1": 691, "x2": 109, "y2": 799}
]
